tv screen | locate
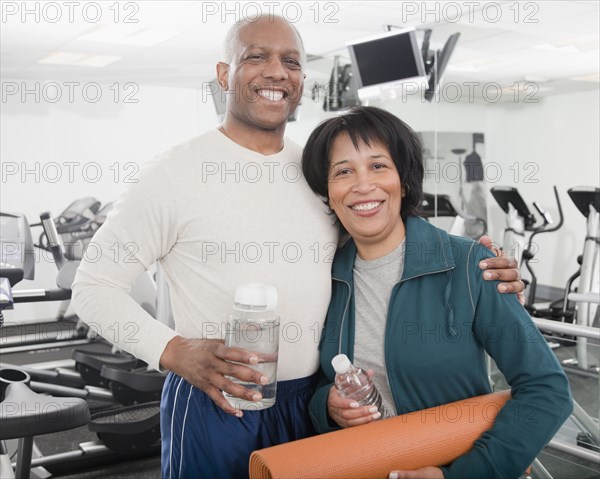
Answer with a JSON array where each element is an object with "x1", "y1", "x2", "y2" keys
[
  {"x1": 424, "y1": 32, "x2": 461, "y2": 102},
  {"x1": 347, "y1": 28, "x2": 426, "y2": 90}
]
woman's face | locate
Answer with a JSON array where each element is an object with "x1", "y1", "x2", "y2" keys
[{"x1": 328, "y1": 132, "x2": 406, "y2": 259}]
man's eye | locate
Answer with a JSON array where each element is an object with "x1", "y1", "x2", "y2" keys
[{"x1": 285, "y1": 59, "x2": 301, "y2": 68}]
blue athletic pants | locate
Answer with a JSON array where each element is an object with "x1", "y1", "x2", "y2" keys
[{"x1": 160, "y1": 372, "x2": 318, "y2": 479}]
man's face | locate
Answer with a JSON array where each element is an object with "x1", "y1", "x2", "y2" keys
[{"x1": 218, "y1": 18, "x2": 305, "y2": 132}]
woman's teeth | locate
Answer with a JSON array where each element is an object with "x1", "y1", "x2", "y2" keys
[{"x1": 351, "y1": 202, "x2": 381, "y2": 211}]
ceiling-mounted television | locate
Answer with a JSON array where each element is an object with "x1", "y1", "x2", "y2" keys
[
  {"x1": 424, "y1": 32, "x2": 461, "y2": 102},
  {"x1": 346, "y1": 27, "x2": 427, "y2": 90}
]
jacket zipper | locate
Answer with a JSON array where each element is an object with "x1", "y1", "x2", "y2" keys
[
  {"x1": 333, "y1": 265, "x2": 455, "y2": 415},
  {"x1": 383, "y1": 266, "x2": 455, "y2": 416}
]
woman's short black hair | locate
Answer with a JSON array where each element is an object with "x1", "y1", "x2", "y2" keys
[{"x1": 302, "y1": 106, "x2": 424, "y2": 221}]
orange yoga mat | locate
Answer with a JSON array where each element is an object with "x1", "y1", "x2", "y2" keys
[{"x1": 249, "y1": 390, "x2": 511, "y2": 479}]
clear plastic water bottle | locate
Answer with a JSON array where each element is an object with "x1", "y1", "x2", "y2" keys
[
  {"x1": 224, "y1": 283, "x2": 280, "y2": 410},
  {"x1": 332, "y1": 354, "x2": 386, "y2": 419}
]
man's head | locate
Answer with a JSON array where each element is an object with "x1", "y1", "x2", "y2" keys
[
  {"x1": 223, "y1": 16, "x2": 306, "y2": 65},
  {"x1": 217, "y1": 15, "x2": 306, "y2": 133}
]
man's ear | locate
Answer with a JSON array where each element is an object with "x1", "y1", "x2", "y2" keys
[{"x1": 216, "y1": 62, "x2": 229, "y2": 90}]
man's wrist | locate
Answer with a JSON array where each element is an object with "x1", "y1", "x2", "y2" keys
[{"x1": 160, "y1": 335, "x2": 185, "y2": 372}]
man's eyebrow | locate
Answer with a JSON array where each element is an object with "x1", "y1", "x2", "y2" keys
[{"x1": 241, "y1": 44, "x2": 301, "y2": 55}]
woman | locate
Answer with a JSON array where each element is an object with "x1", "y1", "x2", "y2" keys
[{"x1": 302, "y1": 106, "x2": 572, "y2": 479}]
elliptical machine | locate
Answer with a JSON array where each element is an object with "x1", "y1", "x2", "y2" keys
[
  {"x1": 562, "y1": 187, "x2": 600, "y2": 373},
  {"x1": 489, "y1": 186, "x2": 537, "y2": 268},
  {"x1": 521, "y1": 187, "x2": 566, "y2": 318},
  {"x1": 490, "y1": 186, "x2": 566, "y2": 318}
]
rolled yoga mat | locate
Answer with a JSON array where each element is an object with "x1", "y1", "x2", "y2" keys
[{"x1": 249, "y1": 390, "x2": 511, "y2": 479}]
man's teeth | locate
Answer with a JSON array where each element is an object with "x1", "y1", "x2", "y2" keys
[
  {"x1": 258, "y1": 90, "x2": 284, "y2": 101},
  {"x1": 351, "y1": 202, "x2": 381, "y2": 211}
]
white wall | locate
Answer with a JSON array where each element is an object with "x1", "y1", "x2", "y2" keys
[{"x1": 1, "y1": 83, "x2": 218, "y2": 219}]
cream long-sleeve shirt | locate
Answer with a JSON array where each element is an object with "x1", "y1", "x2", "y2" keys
[{"x1": 72, "y1": 129, "x2": 337, "y2": 378}]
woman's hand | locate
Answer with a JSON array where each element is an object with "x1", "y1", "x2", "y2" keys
[
  {"x1": 389, "y1": 466, "x2": 444, "y2": 479},
  {"x1": 327, "y1": 372, "x2": 382, "y2": 428}
]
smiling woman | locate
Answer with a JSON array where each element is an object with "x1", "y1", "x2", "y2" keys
[
  {"x1": 302, "y1": 107, "x2": 424, "y2": 260},
  {"x1": 327, "y1": 133, "x2": 406, "y2": 260},
  {"x1": 301, "y1": 106, "x2": 573, "y2": 479}
]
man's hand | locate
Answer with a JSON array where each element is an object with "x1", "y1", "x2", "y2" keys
[
  {"x1": 389, "y1": 466, "x2": 444, "y2": 479},
  {"x1": 478, "y1": 235, "x2": 525, "y2": 304},
  {"x1": 159, "y1": 336, "x2": 269, "y2": 417},
  {"x1": 327, "y1": 372, "x2": 381, "y2": 428}
]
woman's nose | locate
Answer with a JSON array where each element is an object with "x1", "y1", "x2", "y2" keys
[{"x1": 352, "y1": 171, "x2": 376, "y2": 194}]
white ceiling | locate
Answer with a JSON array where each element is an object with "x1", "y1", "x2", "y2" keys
[{"x1": 1, "y1": 1, "x2": 599, "y2": 99}]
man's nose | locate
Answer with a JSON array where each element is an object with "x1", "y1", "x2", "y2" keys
[{"x1": 262, "y1": 58, "x2": 288, "y2": 80}]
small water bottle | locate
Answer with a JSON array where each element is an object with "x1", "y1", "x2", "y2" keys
[
  {"x1": 224, "y1": 283, "x2": 280, "y2": 410},
  {"x1": 332, "y1": 354, "x2": 386, "y2": 419}
]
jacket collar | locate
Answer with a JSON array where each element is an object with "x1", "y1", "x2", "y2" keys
[{"x1": 331, "y1": 216, "x2": 456, "y2": 282}]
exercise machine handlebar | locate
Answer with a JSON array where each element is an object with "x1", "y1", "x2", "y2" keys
[
  {"x1": 40, "y1": 211, "x2": 67, "y2": 270},
  {"x1": 524, "y1": 186, "x2": 564, "y2": 309}
]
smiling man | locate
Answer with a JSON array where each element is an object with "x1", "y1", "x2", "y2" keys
[
  {"x1": 72, "y1": 15, "x2": 524, "y2": 479},
  {"x1": 215, "y1": 16, "x2": 305, "y2": 151}
]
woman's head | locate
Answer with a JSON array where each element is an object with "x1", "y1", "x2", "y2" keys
[{"x1": 302, "y1": 106, "x2": 423, "y2": 219}]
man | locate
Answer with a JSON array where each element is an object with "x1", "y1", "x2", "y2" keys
[{"x1": 72, "y1": 14, "x2": 523, "y2": 479}]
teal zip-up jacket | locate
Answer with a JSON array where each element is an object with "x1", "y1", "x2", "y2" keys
[{"x1": 309, "y1": 216, "x2": 572, "y2": 479}]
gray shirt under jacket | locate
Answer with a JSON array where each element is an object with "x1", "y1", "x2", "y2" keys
[{"x1": 353, "y1": 239, "x2": 406, "y2": 417}]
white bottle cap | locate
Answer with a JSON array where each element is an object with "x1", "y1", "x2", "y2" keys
[
  {"x1": 331, "y1": 354, "x2": 352, "y2": 374},
  {"x1": 234, "y1": 283, "x2": 278, "y2": 311}
]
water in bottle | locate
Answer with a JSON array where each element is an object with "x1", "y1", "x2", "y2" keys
[
  {"x1": 224, "y1": 283, "x2": 280, "y2": 410},
  {"x1": 332, "y1": 354, "x2": 386, "y2": 418}
]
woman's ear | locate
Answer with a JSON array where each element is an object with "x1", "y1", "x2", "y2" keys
[{"x1": 402, "y1": 183, "x2": 409, "y2": 198}]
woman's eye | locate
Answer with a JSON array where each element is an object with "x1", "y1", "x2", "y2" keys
[
  {"x1": 372, "y1": 163, "x2": 386, "y2": 170},
  {"x1": 330, "y1": 168, "x2": 348, "y2": 178}
]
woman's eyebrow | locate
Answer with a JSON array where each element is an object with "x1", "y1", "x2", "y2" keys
[{"x1": 330, "y1": 160, "x2": 348, "y2": 168}]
